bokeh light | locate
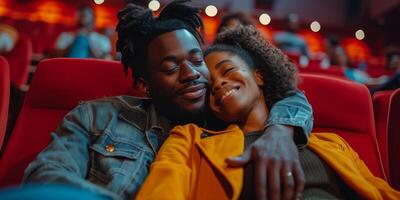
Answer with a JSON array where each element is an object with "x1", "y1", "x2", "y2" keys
[
  {"x1": 310, "y1": 21, "x2": 321, "y2": 32},
  {"x1": 259, "y1": 13, "x2": 271, "y2": 25},
  {"x1": 148, "y1": 0, "x2": 160, "y2": 12},
  {"x1": 205, "y1": 5, "x2": 218, "y2": 17}
]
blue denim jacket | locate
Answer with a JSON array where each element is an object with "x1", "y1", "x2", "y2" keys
[{"x1": 23, "y1": 91, "x2": 313, "y2": 200}]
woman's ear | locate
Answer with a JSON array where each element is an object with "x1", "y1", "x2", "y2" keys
[
  {"x1": 254, "y1": 69, "x2": 264, "y2": 86},
  {"x1": 134, "y1": 78, "x2": 150, "y2": 97}
]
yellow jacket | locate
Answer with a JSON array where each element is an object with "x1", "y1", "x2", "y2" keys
[{"x1": 136, "y1": 124, "x2": 400, "y2": 200}]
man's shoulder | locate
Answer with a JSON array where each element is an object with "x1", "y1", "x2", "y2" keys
[
  {"x1": 67, "y1": 96, "x2": 152, "y2": 132},
  {"x1": 80, "y1": 95, "x2": 150, "y2": 112},
  {"x1": 57, "y1": 31, "x2": 74, "y2": 39},
  {"x1": 89, "y1": 31, "x2": 109, "y2": 41}
]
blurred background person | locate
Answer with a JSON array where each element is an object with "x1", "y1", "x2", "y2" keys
[
  {"x1": 100, "y1": 26, "x2": 116, "y2": 60},
  {"x1": 274, "y1": 13, "x2": 309, "y2": 57},
  {"x1": 54, "y1": 5, "x2": 111, "y2": 59},
  {"x1": 371, "y1": 51, "x2": 400, "y2": 92},
  {"x1": 0, "y1": 23, "x2": 18, "y2": 54},
  {"x1": 387, "y1": 51, "x2": 400, "y2": 72},
  {"x1": 216, "y1": 12, "x2": 256, "y2": 34},
  {"x1": 328, "y1": 39, "x2": 388, "y2": 85}
]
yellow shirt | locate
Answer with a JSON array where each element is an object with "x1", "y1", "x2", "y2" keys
[{"x1": 137, "y1": 124, "x2": 400, "y2": 200}]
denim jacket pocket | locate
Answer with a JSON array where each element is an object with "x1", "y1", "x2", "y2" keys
[
  {"x1": 90, "y1": 132, "x2": 142, "y2": 159},
  {"x1": 89, "y1": 133, "x2": 144, "y2": 185}
]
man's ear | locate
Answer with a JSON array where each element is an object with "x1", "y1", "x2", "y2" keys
[
  {"x1": 134, "y1": 77, "x2": 150, "y2": 97},
  {"x1": 254, "y1": 69, "x2": 264, "y2": 86}
]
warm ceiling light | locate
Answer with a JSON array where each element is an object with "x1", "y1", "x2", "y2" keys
[
  {"x1": 205, "y1": 5, "x2": 218, "y2": 17},
  {"x1": 94, "y1": 0, "x2": 104, "y2": 5},
  {"x1": 310, "y1": 21, "x2": 321, "y2": 32},
  {"x1": 148, "y1": 0, "x2": 161, "y2": 12},
  {"x1": 355, "y1": 29, "x2": 365, "y2": 40},
  {"x1": 259, "y1": 13, "x2": 271, "y2": 25}
]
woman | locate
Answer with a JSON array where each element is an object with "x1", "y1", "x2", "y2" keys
[{"x1": 136, "y1": 26, "x2": 399, "y2": 200}]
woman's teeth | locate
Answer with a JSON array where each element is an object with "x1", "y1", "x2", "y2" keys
[{"x1": 221, "y1": 88, "x2": 237, "y2": 102}]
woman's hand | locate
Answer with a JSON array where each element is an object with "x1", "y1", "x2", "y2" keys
[{"x1": 226, "y1": 124, "x2": 304, "y2": 200}]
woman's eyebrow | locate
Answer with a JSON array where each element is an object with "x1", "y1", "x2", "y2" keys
[{"x1": 215, "y1": 60, "x2": 232, "y2": 69}]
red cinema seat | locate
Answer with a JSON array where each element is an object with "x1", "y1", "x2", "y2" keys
[
  {"x1": 298, "y1": 73, "x2": 386, "y2": 180},
  {"x1": 3, "y1": 34, "x2": 32, "y2": 89},
  {"x1": 373, "y1": 90, "x2": 394, "y2": 180},
  {"x1": 0, "y1": 56, "x2": 10, "y2": 149},
  {"x1": 0, "y1": 58, "x2": 134, "y2": 187},
  {"x1": 307, "y1": 57, "x2": 324, "y2": 69},
  {"x1": 298, "y1": 66, "x2": 345, "y2": 78},
  {"x1": 367, "y1": 68, "x2": 395, "y2": 78},
  {"x1": 387, "y1": 89, "x2": 400, "y2": 189}
]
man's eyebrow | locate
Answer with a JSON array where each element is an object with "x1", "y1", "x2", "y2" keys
[
  {"x1": 159, "y1": 48, "x2": 202, "y2": 65},
  {"x1": 215, "y1": 59, "x2": 232, "y2": 69},
  {"x1": 160, "y1": 48, "x2": 203, "y2": 64}
]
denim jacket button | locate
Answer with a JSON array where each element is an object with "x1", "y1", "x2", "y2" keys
[{"x1": 105, "y1": 144, "x2": 115, "y2": 153}]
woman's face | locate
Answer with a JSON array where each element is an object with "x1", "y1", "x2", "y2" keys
[{"x1": 205, "y1": 51, "x2": 264, "y2": 123}]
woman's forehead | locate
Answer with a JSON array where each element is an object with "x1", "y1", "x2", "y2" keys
[{"x1": 206, "y1": 51, "x2": 247, "y2": 69}]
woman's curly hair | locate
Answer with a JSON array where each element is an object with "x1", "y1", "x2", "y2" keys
[
  {"x1": 205, "y1": 25, "x2": 298, "y2": 108},
  {"x1": 116, "y1": 0, "x2": 204, "y2": 80}
]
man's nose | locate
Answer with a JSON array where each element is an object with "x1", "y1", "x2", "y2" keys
[{"x1": 179, "y1": 61, "x2": 201, "y2": 82}]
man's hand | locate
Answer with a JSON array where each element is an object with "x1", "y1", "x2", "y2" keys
[{"x1": 226, "y1": 125, "x2": 304, "y2": 200}]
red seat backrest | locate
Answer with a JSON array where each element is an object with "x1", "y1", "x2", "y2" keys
[
  {"x1": 298, "y1": 73, "x2": 386, "y2": 179},
  {"x1": 0, "y1": 58, "x2": 133, "y2": 187},
  {"x1": 297, "y1": 66, "x2": 345, "y2": 78},
  {"x1": 388, "y1": 89, "x2": 400, "y2": 189},
  {"x1": 0, "y1": 56, "x2": 10, "y2": 149},
  {"x1": 373, "y1": 90, "x2": 393, "y2": 179},
  {"x1": 3, "y1": 34, "x2": 32, "y2": 89},
  {"x1": 367, "y1": 68, "x2": 395, "y2": 78}
]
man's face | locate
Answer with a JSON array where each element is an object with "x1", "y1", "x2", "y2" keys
[
  {"x1": 333, "y1": 47, "x2": 348, "y2": 67},
  {"x1": 146, "y1": 29, "x2": 210, "y2": 118},
  {"x1": 225, "y1": 19, "x2": 241, "y2": 29},
  {"x1": 287, "y1": 14, "x2": 299, "y2": 32},
  {"x1": 78, "y1": 8, "x2": 94, "y2": 27},
  {"x1": 389, "y1": 54, "x2": 400, "y2": 70}
]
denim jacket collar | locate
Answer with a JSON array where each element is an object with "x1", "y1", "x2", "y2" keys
[{"x1": 116, "y1": 96, "x2": 172, "y2": 135}]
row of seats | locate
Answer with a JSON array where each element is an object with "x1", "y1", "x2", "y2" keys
[
  {"x1": 0, "y1": 57, "x2": 10, "y2": 149},
  {"x1": 0, "y1": 58, "x2": 133, "y2": 188},
  {"x1": 287, "y1": 52, "x2": 396, "y2": 78},
  {"x1": 2, "y1": 34, "x2": 32, "y2": 90},
  {"x1": 373, "y1": 89, "x2": 400, "y2": 189},
  {"x1": 0, "y1": 58, "x2": 398, "y2": 190},
  {"x1": 2, "y1": 27, "x2": 396, "y2": 96}
]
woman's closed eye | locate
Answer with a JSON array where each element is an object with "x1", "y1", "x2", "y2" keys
[{"x1": 223, "y1": 67, "x2": 235, "y2": 76}]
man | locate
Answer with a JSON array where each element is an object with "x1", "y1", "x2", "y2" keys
[
  {"x1": 0, "y1": 23, "x2": 18, "y2": 54},
  {"x1": 371, "y1": 51, "x2": 400, "y2": 93},
  {"x1": 274, "y1": 13, "x2": 309, "y2": 57},
  {"x1": 24, "y1": 1, "x2": 313, "y2": 200},
  {"x1": 54, "y1": 5, "x2": 111, "y2": 59}
]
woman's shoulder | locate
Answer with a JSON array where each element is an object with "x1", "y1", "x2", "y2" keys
[{"x1": 309, "y1": 132, "x2": 353, "y2": 152}]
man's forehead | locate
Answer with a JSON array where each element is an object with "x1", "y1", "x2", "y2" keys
[{"x1": 149, "y1": 29, "x2": 201, "y2": 54}]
